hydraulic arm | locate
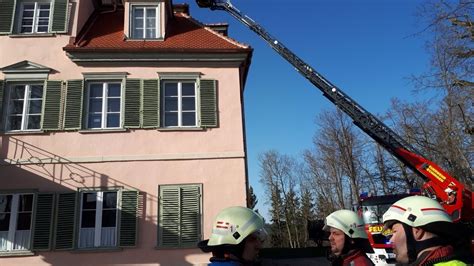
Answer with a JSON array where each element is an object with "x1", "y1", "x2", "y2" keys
[{"x1": 196, "y1": 0, "x2": 472, "y2": 222}]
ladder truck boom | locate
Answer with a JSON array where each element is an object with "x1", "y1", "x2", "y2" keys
[{"x1": 196, "y1": 0, "x2": 472, "y2": 222}]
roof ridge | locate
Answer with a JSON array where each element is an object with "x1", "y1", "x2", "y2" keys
[{"x1": 178, "y1": 13, "x2": 250, "y2": 49}]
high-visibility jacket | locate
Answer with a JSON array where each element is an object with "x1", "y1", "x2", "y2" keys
[
  {"x1": 413, "y1": 246, "x2": 467, "y2": 266},
  {"x1": 434, "y1": 260, "x2": 467, "y2": 266}
]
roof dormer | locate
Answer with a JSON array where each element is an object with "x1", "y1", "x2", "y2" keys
[{"x1": 123, "y1": 0, "x2": 167, "y2": 40}]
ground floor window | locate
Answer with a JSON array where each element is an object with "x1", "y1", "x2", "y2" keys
[
  {"x1": 0, "y1": 193, "x2": 34, "y2": 251},
  {"x1": 79, "y1": 191, "x2": 118, "y2": 248},
  {"x1": 158, "y1": 184, "x2": 201, "y2": 248}
]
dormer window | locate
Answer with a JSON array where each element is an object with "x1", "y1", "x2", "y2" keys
[{"x1": 130, "y1": 4, "x2": 161, "y2": 39}]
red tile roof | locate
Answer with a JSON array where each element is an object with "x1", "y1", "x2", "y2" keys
[{"x1": 64, "y1": 10, "x2": 251, "y2": 53}]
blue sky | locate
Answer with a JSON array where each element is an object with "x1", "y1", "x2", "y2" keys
[{"x1": 188, "y1": 0, "x2": 432, "y2": 219}]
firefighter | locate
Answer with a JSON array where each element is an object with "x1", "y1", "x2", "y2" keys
[
  {"x1": 444, "y1": 187, "x2": 457, "y2": 205},
  {"x1": 198, "y1": 206, "x2": 267, "y2": 265},
  {"x1": 323, "y1": 209, "x2": 374, "y2": 266},
  {"x1": 382, "y1": 195, "x2": 468, "y2": 265}
]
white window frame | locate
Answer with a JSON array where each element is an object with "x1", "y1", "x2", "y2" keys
[
  {"x1": 86, "y1": 81, "x2": 123, "y2": 129},
  {"x1": 130, "y1": 4, "x2": 161, "y2": 39},
  {"x1": 162, "y1": 80, "x2": 198, "y2": 128},
  {"x1": 78, "y1": 191, "x2": 119, "y2": 249},
  {"x1": 17, "y1": 0, "x2": 52, "y2": 34},
  {"x1": 0, "y1": 193, "x2": 34, "y2": 252},
  {"x1": 5, "y1": 83, "x2": 44, "y2": 132}
]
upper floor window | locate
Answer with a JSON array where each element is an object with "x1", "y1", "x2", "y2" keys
[
  {"x1": 0, "y1": 193, "x2": 34, "y2": 252},
  {"x1": 162, "y1": 81, "x2": 197, "y2": 127},
  {"x1": 0, "y1": 0, "x2": 68, "y2": 35},
  {"x1": 6, "y1": 83, "x2": 43, "y2": 131},
  {"x1": 18, "y1": 1, "x2": 51, "y2": 33},
  {"x1": 131, "y1": 5, "x2": 160, "y2": 39},
  {"x1": 0, "y1": 77, "x2": 217, "y2": 132},
  {"x1": 86, "y1": 81, "x2": 122, "y2": 129}
]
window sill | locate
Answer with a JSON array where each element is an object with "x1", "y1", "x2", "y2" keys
[
  {"x1": 125, "y1": 37, "x2": 164, "y2": 41},
  {"x1": 78, "y1": 128, "x2": 128, "y2": 134},
  {"x1": 0, "y1": 250, "x2": 35, "y2": 257},
  {"x1": 2, "y1": 130, "x2": 46, "y2": 135},
  {"x1": 158, "y1": 127, "x2": 204, "y2": 132},
  {"x1": 72, "y1": 247, "x2": 123, "y2": 253},
  {"x1": 9, "y1": 33, "x2": 55, "y2": 38}
]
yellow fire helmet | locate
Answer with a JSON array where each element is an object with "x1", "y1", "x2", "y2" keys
[
  {"x1": 323, "y1": 209, "x2": 368, "y2": 239},
  {"x1": 208, "y1": 206, "x2": 266, "y2": 246},
  {"x1": 382, "y1": 195, "x2": 452, "y2": 229}
]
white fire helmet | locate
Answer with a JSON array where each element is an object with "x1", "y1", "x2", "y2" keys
[
  {"x1": 208, "y1": 206, "x2": 267, "y2": 246},
  {"x1": 383, "y1": 195, "x2": 452, "y2": 229},
  {"x1": 323, "y1": 209, "x2": 368, "y2": 239},
  {"x1": 444, "y1": 187, "x2": 456, "y2": 194}
]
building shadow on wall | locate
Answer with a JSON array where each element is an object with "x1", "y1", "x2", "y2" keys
[{"x1": 0, "y1": 136, "x2": 200, "y2": 266}]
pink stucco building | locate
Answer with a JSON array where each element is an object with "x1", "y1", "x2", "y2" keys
[{"x1": 0, "y1": 0, "x2": 252, "y2": 264}]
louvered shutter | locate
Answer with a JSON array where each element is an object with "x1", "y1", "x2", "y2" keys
[
  {"x1": 0, "y1": 0, "x2": 15, "y2": 34},
  {"x1": 32, "y1": 193, "x2": 55, "y2": 251},
  {"x1": 42, "y1": 80, "x2": 62, "y2": 130},
  {"x1": 159, "y1": 186, "x2": 180, "y2": 247},
  {"x1": 180, "y1": 186, "x2": 201, "y2": 246},
  {"x1": 51, "y1": 0, "x2": 68, "y2": 33},
  {"x1": 54, "y1": 192, "x2": 77, "y2": 250},
  {"x1": 119, "y1": 190, "x2": 138, "y2": 247},
  {"x1": 142, "y1": 79, "x2": 159, "y2": 128},
  {"x1": 124, "y1": 79, "x2": 141, "y2": 128},
  {"x1": 159, "y1": 185, "x2": 201, "y2": 247},
  {"x1": 64, "y1": 80, "x2": 83, "y2": 130},
  {"x1": 0, "y1": 80, "x2": 4, "y2": 130},
  {"x1": 199, "y1": 79, "x2": 218, "y2": 128}
]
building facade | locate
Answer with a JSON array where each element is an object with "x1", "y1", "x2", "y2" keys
[{"x1": 0, "y1": 0, "x2": 252, "y2": 264}]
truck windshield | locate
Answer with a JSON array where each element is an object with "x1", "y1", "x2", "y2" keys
[
  {"x1": 360, "y1": 194, "x2": 411, "y2": 224},
  {"x1": 361, "y1": 204, "x2": 392, "y2": 224}
]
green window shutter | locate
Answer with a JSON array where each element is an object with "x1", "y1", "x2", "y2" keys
[
  {"x1": 64, "y1": 80, "x2": 83, "y2": 130},
  {"x1": 199, "y1": 79, "x2": 218, "y2": 128},
  {"x1": 119, "y1": 190, "x2": 139, "y2": 247},
  {"x1": 54, "y1": 192, "x2": 77, "y2": 250},
  {"x1": 0, "y1": 80, "x2": 4, "y2": 130},
  {"x1": 124, "y1": 79, "x2": 141, "y2": 128},
  {"x1": 159, "y1": 185, "x2": 202, "y2": 247},
  {"x1": 42, "y1": 80, "x2": 63, "y2": 130},
  {"x1": 51, "y1": 0, "x2": 68, "y2": 33},
  {"x1": 180, "y1": 186, "x2": 201, "y2": 246},
  {"x1": 0, "y1": 0, "x2": 15, "y2": 34},
  {"x1": 142, "y1": 79, "x2": 159, "y2": 128},
  {"x1": 32, "y1": 193, "x2": 55, "y2": 251},
  {"x1": 159, "y1": 186, "x2": 180, "y2": 247}
]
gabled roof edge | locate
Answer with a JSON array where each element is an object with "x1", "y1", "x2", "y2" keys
[{"x1": 180, "y1": 13, "x2": 250, "y2": 49}]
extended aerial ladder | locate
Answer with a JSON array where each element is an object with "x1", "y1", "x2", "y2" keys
[{"x1": 196, "y1": 0, "x2": 472, "y2": 222}]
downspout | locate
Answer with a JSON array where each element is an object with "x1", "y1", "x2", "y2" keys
[{"x1": 241, "y1": 49, "x2": 253, "y2": 208}]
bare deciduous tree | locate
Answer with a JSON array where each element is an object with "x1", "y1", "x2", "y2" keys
[
  {"x1": 303, "y1": 109, "x2": 367, "y2": 215},
  {"x1": 259, "y1": 150, "x2": 302, "y2": 248},
  {"x1": 411, "y1": 0, "x2": 473, "y2": 185}
]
